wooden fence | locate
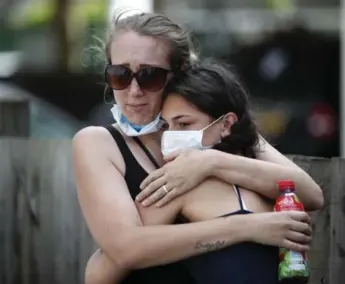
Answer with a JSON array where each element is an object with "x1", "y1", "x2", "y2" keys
[{"x1": 0, "y1": 139, "x2": 344, "y2": 284}]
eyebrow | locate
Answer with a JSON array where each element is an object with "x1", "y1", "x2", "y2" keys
[
  {"x1": 140, "y1": 63, "x2": 170, "y2": 69},
  {"x1": 140, "y1": 64, "x2": 158, "y2": 67},
  {"x1": 171, "y1": 114, "x2": 193, "y2": 120},
  {"x1": 160, "y1": 114, "x2": 194, "y2": 122},
  {"x1": 113, "y1": 63, "x2": 161, "y2": 69}
]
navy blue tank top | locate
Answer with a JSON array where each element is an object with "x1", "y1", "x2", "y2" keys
[
  {"x1": 106, "y1": 126, "x2": 280, "y2": 284},
  {"x1": 180, "y1": 185, "x2": 280, "y2": 284}
]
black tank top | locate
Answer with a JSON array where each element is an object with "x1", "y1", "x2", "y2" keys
[
  {"x1": 105, "y1": 126, "x2": 194, "y2": 284},
  {"x1": 106, "y1": 126, "x2": 280, "y2": 284}
]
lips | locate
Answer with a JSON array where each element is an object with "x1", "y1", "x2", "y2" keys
[{"x1": 127, "y1": 104, "x2": 147, "y2": 111}]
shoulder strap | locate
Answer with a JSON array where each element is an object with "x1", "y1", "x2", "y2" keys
[
  {"x1": 233, "y1": 184, "x2": 245, "y2": 211},
  {"x1": 105, "y1": 125, "x2": 160, "y2": 170},
  {"x1": 133, "y1": 137, "x2": 160, "y2": 169},
  {"x1": 104, "y1": 125, "x2": 138, "y2": 167}
]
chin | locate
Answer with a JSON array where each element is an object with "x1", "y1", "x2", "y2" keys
[{"x1": 125, "y1": 108, "x2": 159, "y2": 124}]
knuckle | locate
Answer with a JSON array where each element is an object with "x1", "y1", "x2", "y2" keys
[
  {"x1": 158, "y1": 192, "x2": 165, "y2": 199},
  {"x1": 146, "y1": 186, "x2": 153, "y2": 194},
  {"x1": 139, "y1": 192, "x2": 147, "y2": 199},
  {"x1": 164, "y1": 172, "x2": 171, "y2": 180},
  {"x1": 305, "y1": 235, "x2": 312, "y2": 243},
  {"x1": 169, "y1": 189, "x2": 178, "y2": 198},
  {"x1": 162, "y1": 197, "x2": 170, "y2": 204},
  {"x1": 153, "y1": 192, "x2": 161, "y2": 199}
]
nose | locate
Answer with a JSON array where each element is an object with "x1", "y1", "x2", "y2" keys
[{"x1": 127, "y1": 77, "x2": 144, "y2": 97}]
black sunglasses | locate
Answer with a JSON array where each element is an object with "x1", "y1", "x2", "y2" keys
[{"x1": 105, "y1": 65, "x2": 172, "y2": 92}]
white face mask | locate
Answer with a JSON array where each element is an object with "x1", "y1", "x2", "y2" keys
[
  {"x1": 110, "y1": 104, "x2": 164, "y2": 136},
  {"x1": 161, "y1": 116, "x2": 224, "y2": 156}
]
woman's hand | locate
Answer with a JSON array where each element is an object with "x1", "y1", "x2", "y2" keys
[
  {"x1": 251, "y1": 211, "x2": 312, "y2": 252},
  {"x1": 137, "y1": 149, "x2": 213, "y2": 207}
]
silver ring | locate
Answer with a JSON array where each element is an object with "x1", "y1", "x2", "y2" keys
[{"x1": 162, "y1": 185, "x2": 169, "y2": 194}]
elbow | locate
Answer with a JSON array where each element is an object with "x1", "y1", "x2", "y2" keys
[
  {"x1": 283, "y1": 167, "x2": 324, "y2": 212},
  {"x1": 102, "y1": 237, "x2": 143, "y2": 270},
  {"x1": 95, "y1": 240, "x2": 136, "y2": 271},
  {"x1": 298, "y1": 170, "x2": 324, "y2": 211},
  {"x1": 95, "y1": 227, "x2": 150, "y2": 270},
  {"x1": 115, "y1": 250, "x2": 137, "y2": 270},
  {"x1": 115, "y1": 238, "x2": 155, "y2": 270},
  {"x1": 309, "y1": 187, "x2": 324, "y2": 211},
  {"x1": 306, "y1": 178, "x2": 324, "y2": 211},
  {"x1": 117, "y1": 243, "x2": 148, "y2": 270},
  {"x1": 104, "y1": 245, "x2": 136, "y2": 270}
]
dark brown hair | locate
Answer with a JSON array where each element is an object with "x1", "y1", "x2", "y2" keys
[{"x1": 163, "y1": 59, "x2": 259, "y2": 158}]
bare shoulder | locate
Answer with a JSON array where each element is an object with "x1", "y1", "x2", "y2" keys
[
  {"x1": 73, "y1": 126, "x2": 119, "y2": 155},
  {"x1": 73, "y1": 126, "x2": 114, "y2": 148},
  {"x1": 72, "y1": 126, "x2": 125, "y2": 174}
]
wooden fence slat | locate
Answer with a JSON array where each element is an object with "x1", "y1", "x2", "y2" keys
[
  {"x1": 11, "y1": 139, "x2": 32, "y2": 284},
  {"x1": 289, "y1": 156, "x2": 331, "y2": 284},
  {"x1": 0, "y1": 140, "x2": 17, "y2": 284},
  {"x1": 31, "y1": 140, "x2": 56, "y2": 284},
  {"x1": 329, "y1": 158, "x2": 345, "y2": 283},
  {"x1": 50, "y1": 140, "x2": 80, "y2": 284}
]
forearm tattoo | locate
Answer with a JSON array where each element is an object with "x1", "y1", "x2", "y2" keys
[{"x1": 195, "y1": 240, "x2": 226, "y2": 253}]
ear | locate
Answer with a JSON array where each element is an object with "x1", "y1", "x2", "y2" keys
[{"x1": 220, "y1": 112, "x2": 238, "y2": 138}]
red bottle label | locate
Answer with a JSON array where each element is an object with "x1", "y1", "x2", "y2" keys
[{"x1": 274, "y1": 194, "x2": 304, "y2": 212}]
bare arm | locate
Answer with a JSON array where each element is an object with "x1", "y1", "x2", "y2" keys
[
  {"x1": 138, "y1": 139, "x2": 323, "y2": 209},
  {"x1": 74, "y1": 127, "x2": 310, "y2": 270},
  {"x1": 208, "y1": 136, "x2": 323, "y2": 211},
  {"x1": 74, "y1": 127, "x2": 253, "y2": 269}
]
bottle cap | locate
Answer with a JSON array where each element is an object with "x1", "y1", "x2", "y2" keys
[{"x1": 278, "y1": 180, "x2": 295, "y2": 191}]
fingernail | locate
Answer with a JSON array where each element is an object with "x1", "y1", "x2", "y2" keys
[{"x1": 141, "y1": 201, "x2": 148, "y2": 207}]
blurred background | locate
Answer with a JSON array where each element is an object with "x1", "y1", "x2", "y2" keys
[{"x1": 0, "y1": 0, "x2": 341, "y2": 157}]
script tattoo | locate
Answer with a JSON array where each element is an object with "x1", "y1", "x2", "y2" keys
[{"x1": 195, "y1": 240, "x2": 226, "y2": 253}]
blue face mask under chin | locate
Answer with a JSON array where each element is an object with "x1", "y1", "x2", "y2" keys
[
  {"x1": 110, "y1": 104, "x2": 164, "y2": 136},
  {"x1": 120, "y1": 115, "x2": 145, "y2": 132}
]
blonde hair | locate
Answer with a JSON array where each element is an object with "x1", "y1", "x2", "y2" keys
[{"x1": 105, "y1": 7, "x2": 199, "y2": 70}]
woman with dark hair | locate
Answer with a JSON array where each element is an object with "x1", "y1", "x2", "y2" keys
[
  {"x1": 83, "y1": 60, "x2": 313, "y2": 284},
  {"x1": 73, "y1": 8, "x2": 321, "y2": 284},
  {"x1": 161, "y1": 60, "x2": 259, "y2": 159},
  {"x1": 159, "y1": 59, "x2": 282, "y2": 284}
]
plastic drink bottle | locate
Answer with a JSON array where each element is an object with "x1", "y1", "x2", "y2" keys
[{"x1": 274, "y1": 180, "x2": 309, "y2": 283}]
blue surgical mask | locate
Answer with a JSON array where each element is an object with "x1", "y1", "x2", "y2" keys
[
  {"x1": 120, "y1": 115, "x2": 145, "y2": 132},
  {"x1": 110, "y1": 104, "x2": 164, "y2": 136},
  {"x1": 161, "y1": 116, "x2": 224, "y2": 156}
]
